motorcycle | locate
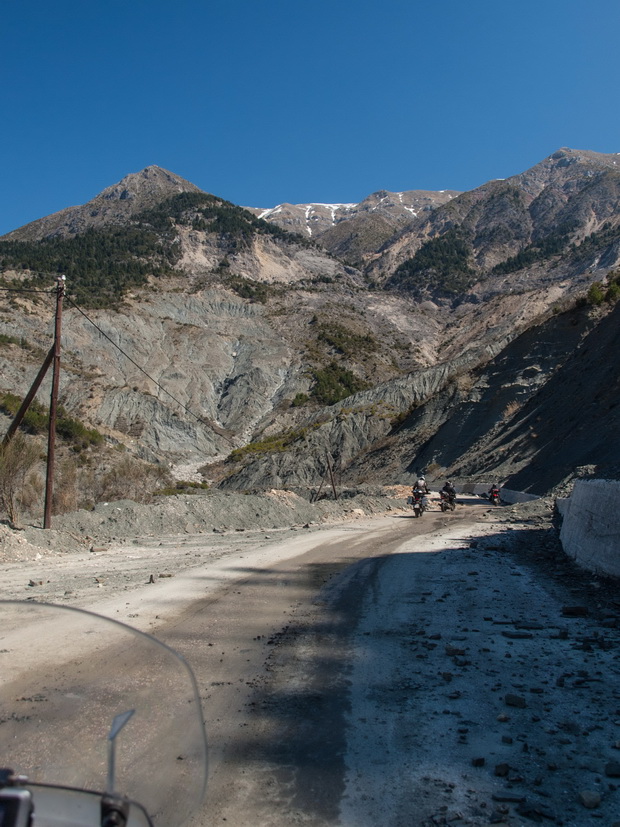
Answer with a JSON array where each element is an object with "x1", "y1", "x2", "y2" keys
[
  {"x1": 0, "y1": 601, "x2": 208, "y2": 827},
  {"x1": 408, "y1": 490, "x2": 428, "y2": 517},
  {"x1": 439, "y1": 490, "x2": 456, "y2": 512},
  {"x1": 489, "y1": 487, "x2": 501, "y2": 505}
]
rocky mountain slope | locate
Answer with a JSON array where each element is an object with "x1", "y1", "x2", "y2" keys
[
  {"x1": 245, "y1": 189, "x2": 460, "y2": 266},
  {"x1": 216, "y1": 296, "x2": 620, "y2": 495},
  {"x1": 1, "y1": 148, "x2": 619, "y2": 506},
  {"x1": 339, "y1": 299, "x2": 620, "y2": 495},
  {"x1": 374, "y1": 148, "x2": 620, "y2": 297}
]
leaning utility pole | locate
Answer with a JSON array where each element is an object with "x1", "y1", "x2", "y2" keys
[
  {"x1": 2, "y1": 346, "x2": 54, "y2": 446},
  {"x1": 43, "y1": 275, "x2": 65, "y2": 528},
  {"x1": 325, "y1": 451, "x2": 339, "y2": 501},
  {"x1": 310, "y1": 452, "x2": 339, "y2": 503}
]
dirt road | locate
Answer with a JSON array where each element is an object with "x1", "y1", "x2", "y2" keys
[
  {"x1": 168, "y1": 508, "x2": 455, "y2": 826},
  {"x1": 142, "y1": 501, "x2": 618, "y2": 827},
  {"x1": 2, "y1": 498, "x2": 620, "y2": 825}
]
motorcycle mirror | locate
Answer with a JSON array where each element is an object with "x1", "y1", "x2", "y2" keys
[{"x1": 107, "y1": 710, "x2": 135, "y2": 795}]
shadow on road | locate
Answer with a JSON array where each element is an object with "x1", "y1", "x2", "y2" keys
[{"x1": 191, "y1": 517, "x2": 620, "y2": 824}]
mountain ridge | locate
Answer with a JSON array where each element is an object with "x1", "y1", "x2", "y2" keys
[
  {"x1": 368, "y1": 147, "x2": 620, "y2": 291},
  {"x1": 1, "y1": 147, "x2": 619, "y2": 508}
]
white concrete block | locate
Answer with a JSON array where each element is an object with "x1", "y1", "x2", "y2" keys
[{"x1": 559, "y1": 479, "x2": 620, "y2": 577}]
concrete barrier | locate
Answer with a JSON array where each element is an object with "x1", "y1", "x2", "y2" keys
[
  {"x1": 559, "y1": 479, "x2": 620, "y2": 577},
  {"x1": 500, "y1": 489, "x2": 540, "y2": 505},
  {"x1": 454, "y1": 483, "x2": 539, "y2": 504}
]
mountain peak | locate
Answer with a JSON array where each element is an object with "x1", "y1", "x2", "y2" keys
[
  {"x1": 98, "y1": 166, "x2": 202, "y2": 205},
  {"x1": 2, "y1": 166, "x2": 204, "y2": 242}
]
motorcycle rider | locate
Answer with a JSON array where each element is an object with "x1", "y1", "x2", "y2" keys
[
  {"x1": 411, "y1": 476, "x2": 430, "y2": 513},
  {"x1": 488, "y1": 483, "x2": 501, "y2": 503},
  {"x1": 442, "y1": 480, "x2": 456, "y2": 504}
]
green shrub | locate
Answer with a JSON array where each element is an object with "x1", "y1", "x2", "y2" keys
[
  {"x1": 56, "y1": 407, "x2": 104, "y2": 447},
  {"x1": 224, "y1": 275, "x2": 278, "y2": 303},
  {"x1": 605, "y1": 281, "x2": 620, "y2": 303},
  {"x1": 228, "y1": 427, "x2": 309, "y2": 462},
  {"x1": 0, "y1": 393, "x2": 103, "y2": 446},
  {"x1": 604, "y1": 269, "x2": 620, "y2": 303},
  {"x1": 316, "y1": 322, "x2": 377, "y2": 356},
  {"x1": 587, "y1": 282, "x2": 605, "y2": 306},
  {"x1": 0, "y1": 393, "x2": 48, "y2": 434},
  {"x1": 310, "y1": 362, "x2": 368, "y2": 405},
  {"x1": 291, "y1": 393, "x2": 309, "y2": 407}
]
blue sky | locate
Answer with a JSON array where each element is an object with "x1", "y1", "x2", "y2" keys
[{"x1": 1, "y1": 0, "x2": 619, "y2": 236}]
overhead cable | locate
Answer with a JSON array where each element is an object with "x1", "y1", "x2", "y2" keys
[{"x1": 64, "y1": 296, "x2": 211, "y2": 427}]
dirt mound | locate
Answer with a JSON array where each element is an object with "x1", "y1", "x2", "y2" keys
[{"x1": 0, "y1": 488, "x2": 409, "y2": 563}]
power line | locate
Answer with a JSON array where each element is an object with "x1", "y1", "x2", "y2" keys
[
  {"x1": 64, "y1": 296, "x2": 217, "y2": 430},
  {"x1": 1, "y1": 280, "x2": 232, "y2": 439}
]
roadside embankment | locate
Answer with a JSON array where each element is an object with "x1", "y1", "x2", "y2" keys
[
  {"x1": 557, "y1": 479, "x2": 620, "y2": 577},
  {"x1": 0, "y1": 487, "x2": 410, "y2": 562}
]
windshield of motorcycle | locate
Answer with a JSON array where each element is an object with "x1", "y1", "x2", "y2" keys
[{"x1": 0, "y1": 601, "x2": 207, "y2": 826}]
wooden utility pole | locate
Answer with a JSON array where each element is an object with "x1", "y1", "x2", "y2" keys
[
  {"x1": 311, "y1": 453, "x2": 339, "y2": 503},
  {"x1": 311, "y1": 474, "x2": 325, "y2": 503},
  {"x1": 43, "y1": 275, "x2": 65, "y2": 528},
  {"x1": 326, "y1": 451, "x2": 338, "y2": 501},
  {"x1": 2, "y1": 345, "x2": 54, "y2": 446}
]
